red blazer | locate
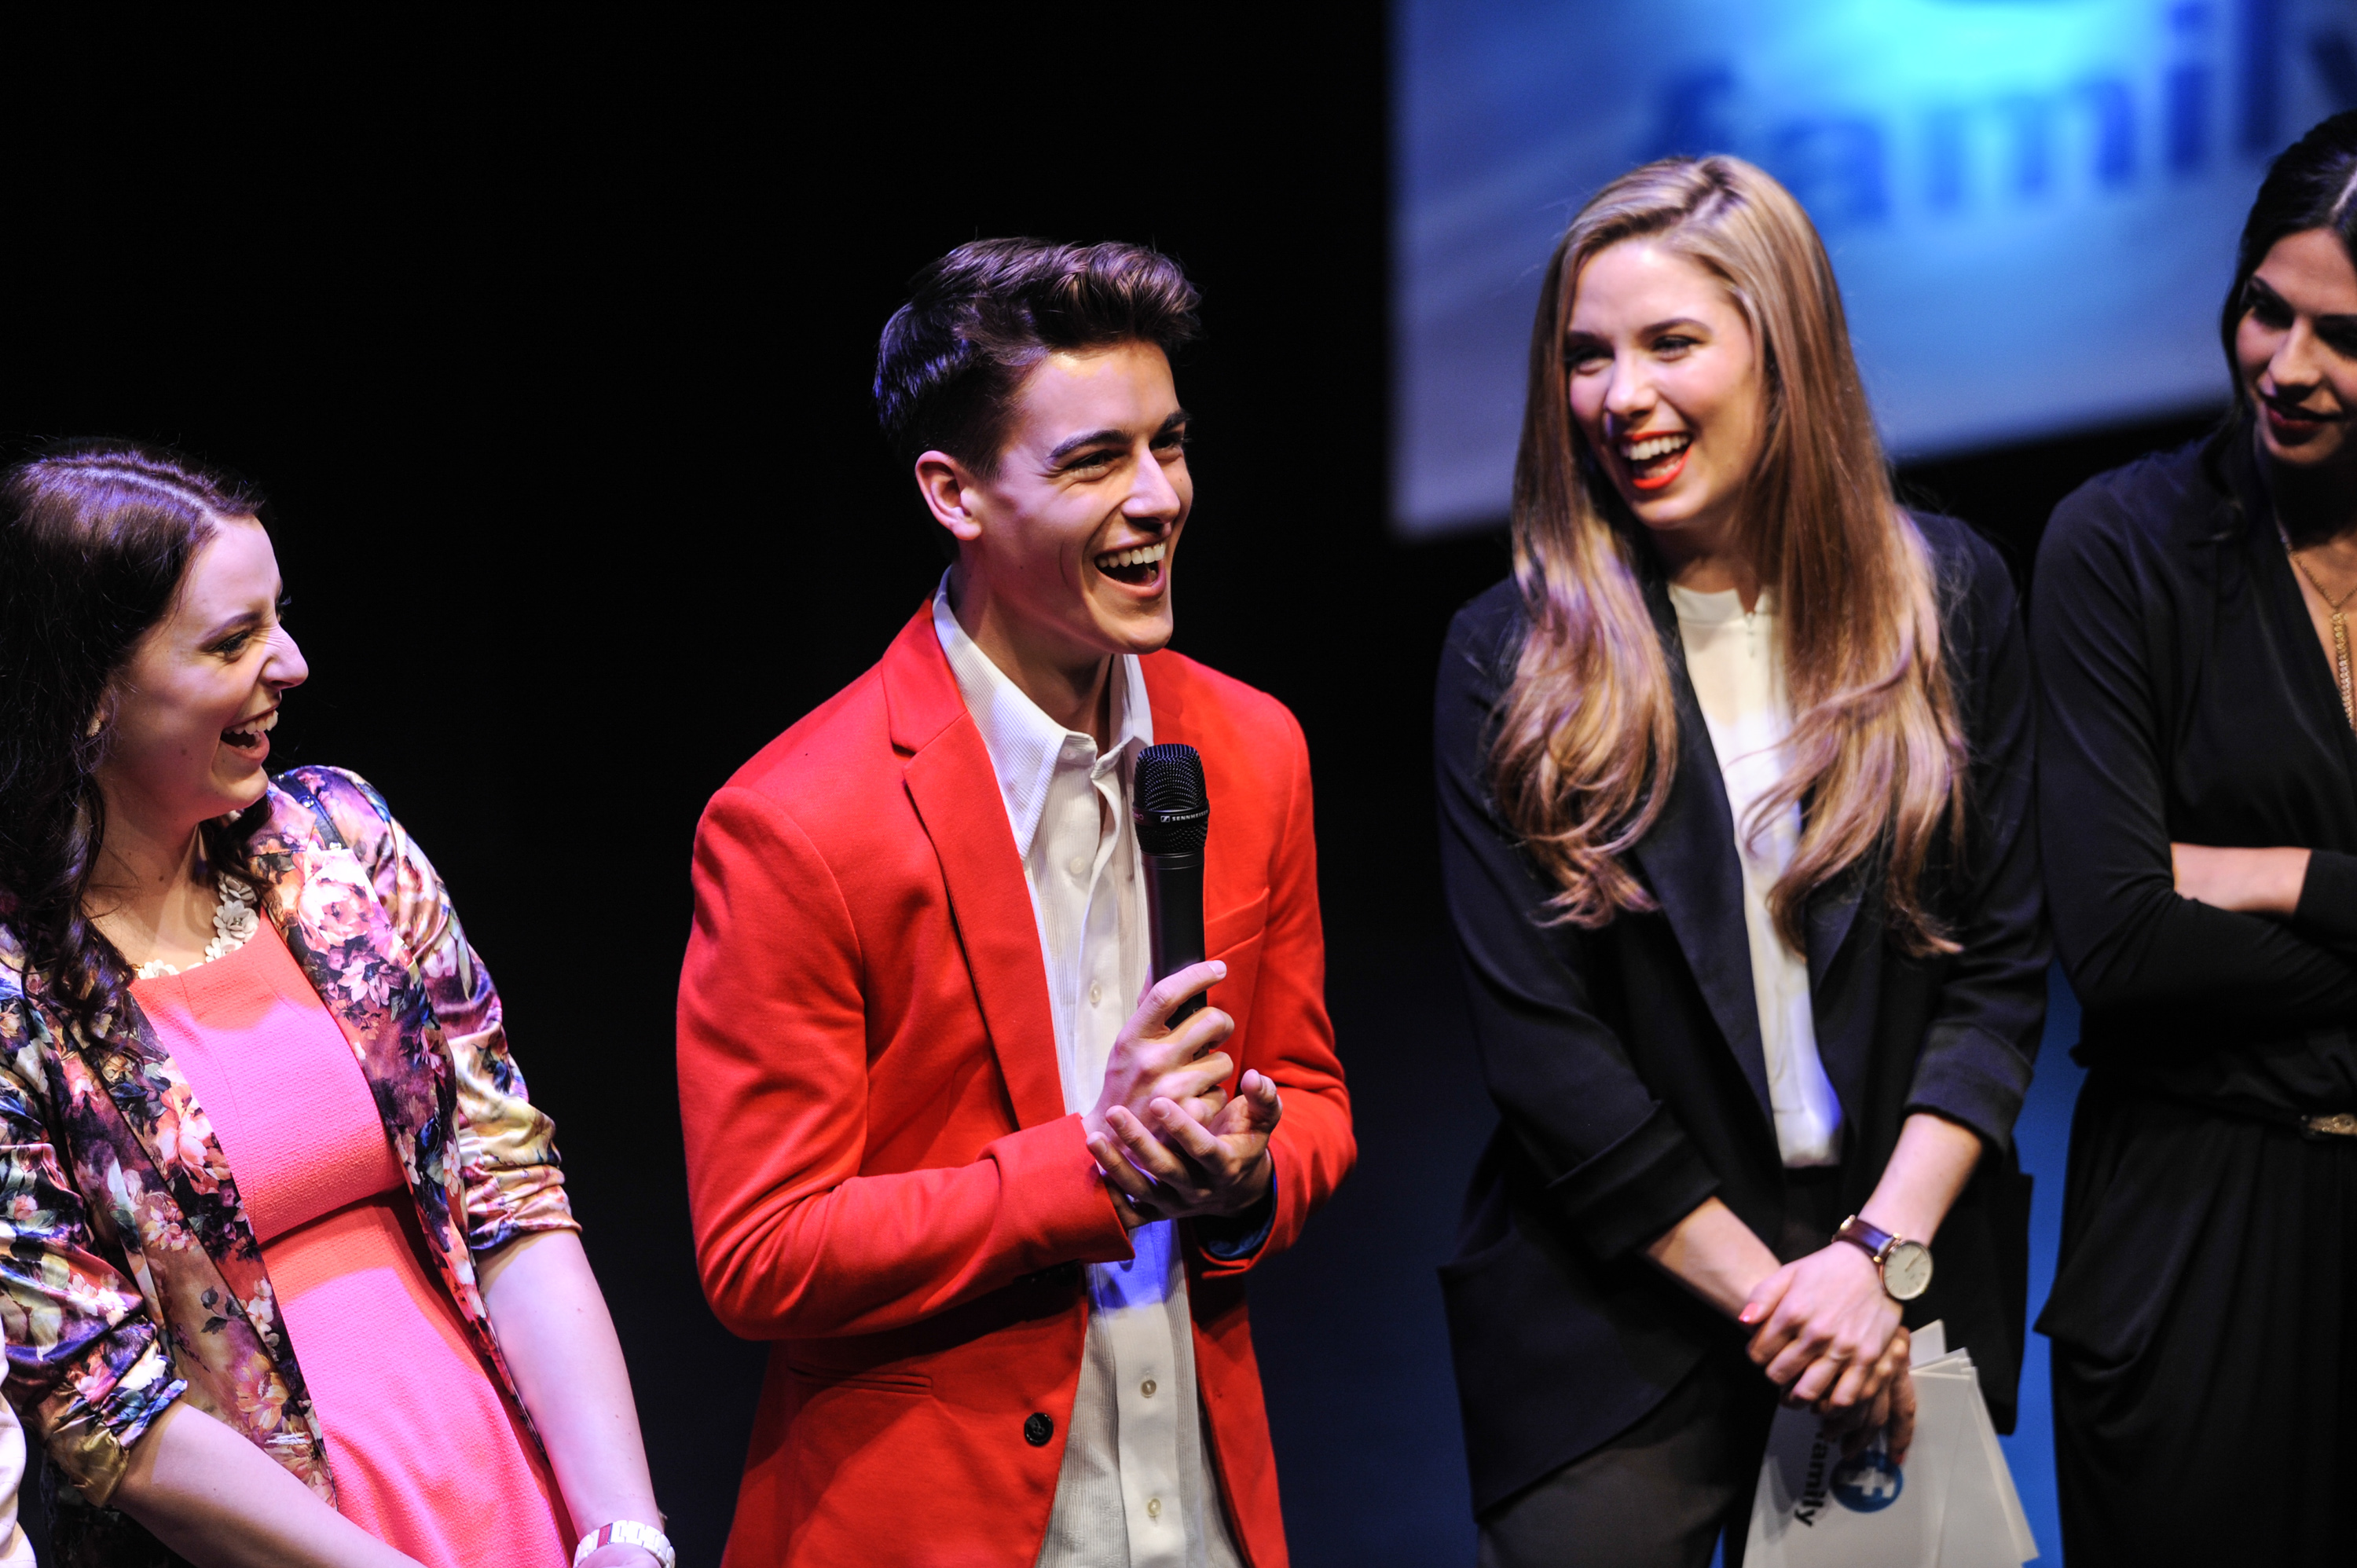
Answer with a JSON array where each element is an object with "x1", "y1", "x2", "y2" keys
[{"x1": 678, "y1": 606, "x2": 1354, "y2": 1567}]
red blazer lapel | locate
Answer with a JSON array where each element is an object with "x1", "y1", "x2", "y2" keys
[
  {"x1": 882, "y1": 607, "x2": 1067, "y2": 1130},
  {"x1": 1140, "y1": 652, "x2": 1186, "y2": 733}
]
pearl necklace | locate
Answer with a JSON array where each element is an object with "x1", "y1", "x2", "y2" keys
[{"x1": 133, "y1": 879, "x2": 261, "y2": 980}]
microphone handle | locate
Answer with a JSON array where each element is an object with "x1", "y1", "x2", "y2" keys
[{"x1": 1142, "y1": 848, "x2": 1207, "y2": 1024}]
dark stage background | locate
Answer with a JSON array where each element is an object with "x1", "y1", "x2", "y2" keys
[{"x1": 0, "y1": 17, "x2": 2222, "y2": 1565}]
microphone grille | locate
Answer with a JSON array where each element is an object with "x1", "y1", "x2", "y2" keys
[{"x1": 1134, "y1": 743, "x2": 1209, "y2": 854}]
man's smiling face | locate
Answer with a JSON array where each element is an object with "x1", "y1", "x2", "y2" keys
[{"x1": 941, "y1": 339, "x2": 1192, "y2": 667}]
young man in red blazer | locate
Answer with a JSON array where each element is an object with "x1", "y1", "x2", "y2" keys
[{"x1": 678, "y1": 239, "x2": 1354, "y2": 1567}]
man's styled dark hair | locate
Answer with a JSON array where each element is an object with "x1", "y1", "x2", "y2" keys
[
  {"x1": 874, "y1": 238, "x2": 1202, "y2": 476},
  {"x1": 2220, "y1": 109, "x2": 2357, "y2": 414}
]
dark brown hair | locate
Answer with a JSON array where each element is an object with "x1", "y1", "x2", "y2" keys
[
  {"x1": 874, "y1": 238, "x2": 1201, "y2": 476},
  {"x1": 0, "y1": 441, "x2": 268, "y2": 1028}
]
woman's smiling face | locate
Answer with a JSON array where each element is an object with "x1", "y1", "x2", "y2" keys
[
  {"x1": 95, "y1": 515, "x2": 307, "y2": 837},
  {"x1": 1563, "y1": 238, "x2": 1769, "y2": 559},
  {"x1": 2237, "y1": 226, "x2": 2357, "y2": 480}
]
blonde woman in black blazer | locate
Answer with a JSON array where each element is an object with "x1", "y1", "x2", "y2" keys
[{"x1": 1435, "y1": 155, "x2": 2046, "y2": 1568}]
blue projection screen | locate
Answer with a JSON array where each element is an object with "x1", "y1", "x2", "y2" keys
[{"x1": 1394, "y1": 0, "x2": 2357, "y2": 536}]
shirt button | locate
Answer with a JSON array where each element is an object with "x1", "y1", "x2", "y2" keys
[
  {"x1": 1146, "y1": 1497, "x2": 1163, "y2": 1520},
  {"x1": 1024, "y1": 1412, "x2": 1054, "y2": 1447},
  {"x1": 1141, "y1": 1378, "x2": 1157, "y2": 1398},
  {"x1": 1090, "y1": 984, "x2": 1103, "y2": 1007},
  {"x1": 1068, "y1": 855, "x2": 1087, "y2": 877}
]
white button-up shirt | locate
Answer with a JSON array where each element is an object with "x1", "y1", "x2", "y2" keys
[
  {"x1": 932, "y1": 581, "x2": 1241, "y2": 1568},
  {"x1": 1668, "y1": 584, "x2": 1844, "y2": 1167}
]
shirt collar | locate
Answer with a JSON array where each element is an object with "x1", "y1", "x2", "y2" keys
[
  {"x1": 931, "y1": 572, "x2": 1154, "y2": 859},
  {"x1": 1666, "y1": 582, "x2": 1777, "y2": 626}
]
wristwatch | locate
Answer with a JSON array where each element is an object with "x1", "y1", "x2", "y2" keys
[{"x1": 1835, "y1": 1214, "x2": 1934, "y2": 1302}]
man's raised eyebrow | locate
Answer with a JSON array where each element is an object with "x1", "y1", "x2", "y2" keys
[
  {"x1": 1047, "y1": 427, "x2": 1128, "y2": 465},
  {"x1": 1046, "y1": 410, "x2": 1192, "y2": 466}
]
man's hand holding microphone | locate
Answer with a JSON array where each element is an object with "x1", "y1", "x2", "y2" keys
[
  {"x1": 1082, "y1": 744, "x2": 1282, "y2": 1231},
  {"x1": 1083, "y1": 962, "x2": 1281, "y2": 1231}
]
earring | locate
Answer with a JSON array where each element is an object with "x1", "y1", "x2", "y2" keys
[{"x1": 85, "y1": 713, "x2": 103, "y2": 738}]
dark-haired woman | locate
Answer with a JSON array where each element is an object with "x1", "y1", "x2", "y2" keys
[
  {"x1": 2035, "y1": 110, "x2": 2357, "y2": 1566},
  {"x1": 0, "y1": 445, "x2": 669, "y2": 1567},
  {"x1": 1435, "y1": 155, "x2": 2047, "y2": 1567}
]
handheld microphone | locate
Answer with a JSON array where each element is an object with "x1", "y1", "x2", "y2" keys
[{"x1": 1135, "y1": 743, "x2": 1211, "y2": 1023}]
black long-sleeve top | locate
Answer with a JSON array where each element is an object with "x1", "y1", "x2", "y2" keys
[
  {"x1": 1437, "y1": 512, "x2": 2047, "y2": 1510},
  {"x1": 2033, "y1": 424, "x2": 2357, "y2": 1117}
]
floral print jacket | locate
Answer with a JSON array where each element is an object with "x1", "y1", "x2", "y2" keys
[{"x1": 0, "y1": 767, "x2": 576, "y2": 1514}]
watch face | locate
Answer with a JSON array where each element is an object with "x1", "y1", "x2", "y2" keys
[{"x1": 1883, "y1": 1240, "x2": 1933, "y2": 1301}]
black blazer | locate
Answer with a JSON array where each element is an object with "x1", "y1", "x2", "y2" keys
[{"x1": 1433, "y1": 512, "x2": 2047, "y2": 1514}]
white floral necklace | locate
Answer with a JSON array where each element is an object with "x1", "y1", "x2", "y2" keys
[{"x1": 133, "y1": 878, "x2": 261, "y2": 980}]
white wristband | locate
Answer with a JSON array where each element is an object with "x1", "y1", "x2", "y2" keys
[{"x1": 574, "y1": 1522, "x2": 676, "y2": 1568}]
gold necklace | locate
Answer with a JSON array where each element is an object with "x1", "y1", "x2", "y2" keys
[{"x1": 2285, "y1": 528, "x2": 2357, "y2": 731}]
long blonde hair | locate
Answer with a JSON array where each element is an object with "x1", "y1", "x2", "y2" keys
[{"x1": 1490, "y1": 156, "x2": 1967, "y2": 956}]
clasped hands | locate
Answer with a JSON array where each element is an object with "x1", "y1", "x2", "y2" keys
[
  {"x1": 1083, "y1": 960, "x2": 1281, "y2": 1233},
  {"x1": 1741, "y1": 1242, "x2": 1917, "y2": 1462}
]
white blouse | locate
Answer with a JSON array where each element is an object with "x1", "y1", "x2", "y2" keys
[{"x1": 1667, "y1": 584, "x2": 1843, "y2": 1168}]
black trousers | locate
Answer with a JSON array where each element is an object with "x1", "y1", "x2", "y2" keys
[
  {"x1": 1477, "y1": 1170, "x2": 1847, "y2": 1568},
  {"x1": 2047, "y1": 1083, "x2": 2357, "y2": 1566},
  {"x1": 1477, "y1": 1350, "x2": 1776, "y2": 1568}
]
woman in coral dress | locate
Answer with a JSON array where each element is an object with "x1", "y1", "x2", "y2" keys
[{"x1": 0, "y1": 442, "x2": 672, "y2": 1568}]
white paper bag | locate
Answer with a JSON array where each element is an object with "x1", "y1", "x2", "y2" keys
[
  {"x1": 1743, "y1": 1321, "x2": 2038, "y2": 1567},
  {"x1": 1940, "y1": 1357, "x2": 2037, "y2": 1566}
]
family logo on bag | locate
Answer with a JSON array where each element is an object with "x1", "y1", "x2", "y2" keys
[
  {"x1": 1829, "y1": 1450, "x2": 1904, "y2": 1513},
  {"x1": 1792, "y1": 1430, "x2": 1834, "y2": 1526}
]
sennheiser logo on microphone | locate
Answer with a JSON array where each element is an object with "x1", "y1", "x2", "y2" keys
[{"x1": 1135, "y1": 743, "x2": 1210, "y2": 855}]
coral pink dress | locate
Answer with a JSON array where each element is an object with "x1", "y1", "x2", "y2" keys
[{"x1": 131, "y1": 921, "x2": 571, "y2": 1567}]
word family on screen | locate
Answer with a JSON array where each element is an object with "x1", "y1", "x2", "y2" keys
[{"x1": 1395, "y1": 0, "x2": 2357, "y2": 534}]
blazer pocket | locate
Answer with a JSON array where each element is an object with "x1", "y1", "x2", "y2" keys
[
  {"x1": 783, "y1": 1360, "x2": 933, "y2": 1397},
  {"x1": 1204, "y1": 892, "x2": 1270, "y2": 1035}
]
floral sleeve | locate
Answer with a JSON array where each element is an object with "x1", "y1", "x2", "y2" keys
[
  {"x1": 0, "y1": 969, "x2": 185, "y2": 1503},
  {"x1": 289, "y1": 768, "x2": 577, "y2": 1255}
]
